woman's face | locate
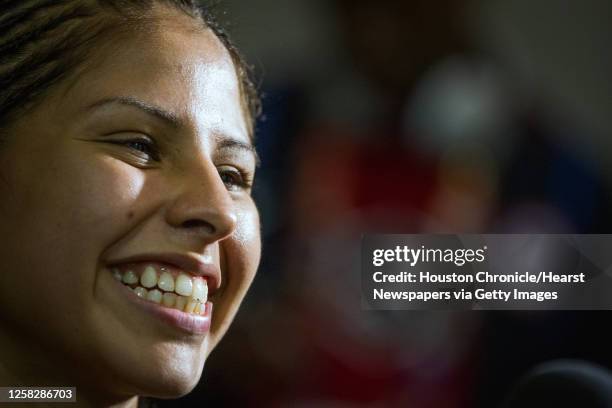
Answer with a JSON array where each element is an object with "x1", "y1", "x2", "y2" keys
[{"x1": 0, "y1": 7, "x2": 260, "y2": 399}]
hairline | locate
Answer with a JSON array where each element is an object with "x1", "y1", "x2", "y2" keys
[{"x1": 0, "y1": 1, "x2": 258, "y2": 144}]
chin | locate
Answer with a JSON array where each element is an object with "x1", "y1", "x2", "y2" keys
[
  {"x1": 112, "y1": 347, "x2": 208, "y2": 400},
  {"x1": 144, "y1": 374, "x2": 203, "y2": 400},
  {"x1": 130, "y1": 367, "x2": 205, "y2": 400}
]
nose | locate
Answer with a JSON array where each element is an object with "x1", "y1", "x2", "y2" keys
[{"x1": 165, "y1": 159, "x2": 237, "y2": 243}]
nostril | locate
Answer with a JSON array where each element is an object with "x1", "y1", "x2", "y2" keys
[{"x1": 181, "y1": 219, "x2": 215, "y2": 234}]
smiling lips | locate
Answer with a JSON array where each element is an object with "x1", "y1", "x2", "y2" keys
[{"x1": 113, "y1": 263, "x2": 209, "y2": 315}]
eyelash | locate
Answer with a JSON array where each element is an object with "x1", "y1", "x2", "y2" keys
[
  {"x1": 111, "y1": 137, "x2": 160, "y2": 162},
  {"x1": 219, "y1": 167, "x2": 254, "y2": 191},
  {"x1": 111, "y1": 137, "x2": 253, "y2": 191}
]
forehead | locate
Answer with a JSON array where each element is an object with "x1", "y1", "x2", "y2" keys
[{"x1": 54, "y1": 10, "x2": 248, "y2": 142}]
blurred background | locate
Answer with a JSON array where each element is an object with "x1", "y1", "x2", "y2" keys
[{"x1": 160, "y1": 0, "x2": 612, "y2": 406}]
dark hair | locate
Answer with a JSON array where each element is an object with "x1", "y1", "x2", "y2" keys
[{"x1": 0, "y1": 0, "x2": 260, "y2": 139}]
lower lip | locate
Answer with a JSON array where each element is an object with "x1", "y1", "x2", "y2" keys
[{"x1": 114, "y1": 274, "x2": 212, "y2": 335}]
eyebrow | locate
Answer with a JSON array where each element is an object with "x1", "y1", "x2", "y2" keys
[
  {"x1": 87, "y1": 96, "x2": 182, "y2": 128},
  {"x1": 215, "y1": 135, "x2": 260, "y2": 165},
  {"x1": 87, "y1": 96, "x2": 259, "y2": 163}
]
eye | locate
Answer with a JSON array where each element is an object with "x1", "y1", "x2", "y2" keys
[
  {"x1": 109, "y1": 136, "x2": 161, "y2": 162},
  {"x1": 218, "y1": 165, "x2": 253, "y2": 191}
]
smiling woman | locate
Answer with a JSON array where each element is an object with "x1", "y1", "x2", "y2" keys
[{"x1": 0, "y1": 1, "x2": 260, "y2": 407}]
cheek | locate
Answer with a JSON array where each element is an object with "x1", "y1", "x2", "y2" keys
[
  {"x1": 55, "y1": 157, "x2": 146, "y2": 232},
  {"x1": 0, "y1": 152, "x2": 146, "y2": 329},
  {"x1": 232, "y1": 201, "x2": 262, "y2": 278},
  {"x1": 210, "y1": 200, "x2": 260, "y2": 348},
  {"x1": 219, "y1": 200, "x2": 261, "y2": 297},
  {"x1": 16, "y1": 155, "x2": 145, "y2": 255}
]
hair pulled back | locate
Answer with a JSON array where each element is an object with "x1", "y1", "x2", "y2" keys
[{"x1": 0, "y1": 0, "x2": 259, "y2": 140}]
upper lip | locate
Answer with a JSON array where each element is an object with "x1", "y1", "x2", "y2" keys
[{"x1": 107, "y1": 252, "x2": 221, "y2": 295}]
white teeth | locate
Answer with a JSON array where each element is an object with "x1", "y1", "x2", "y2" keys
[
  {"x1": 191, "y1": 279, "x2": 207, "y2": 303},
  {"x1": 158, "y1": 271, "x2": 175, "y2": 292},
  {"x1": 118, "y1": 266, "x2": 208, "y2": 314},
  {"x1": 133, "y1": 287, "x2": 148, "y2": 298},
  {"x1": 175, "y1": 274, "x2": 193, "y2": 297},
  {"x1": 112, "y1": 268, "x2": 122, "y2": 281},
  {"x1": 140, "y1": 266, "x2": 158, "y2": 288},
  {"x1": 162, "y1": 292, "x2": 177, "y2": 307},
  {"x1": 175, "y1": 295, "x2": 187, "y2": 311},
  {"x1": 122, "y1": 270, "x2": 138, "y2": 285},
  {"x1": 147, "y1": 289, "x2": 162, "y2": 304}
]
